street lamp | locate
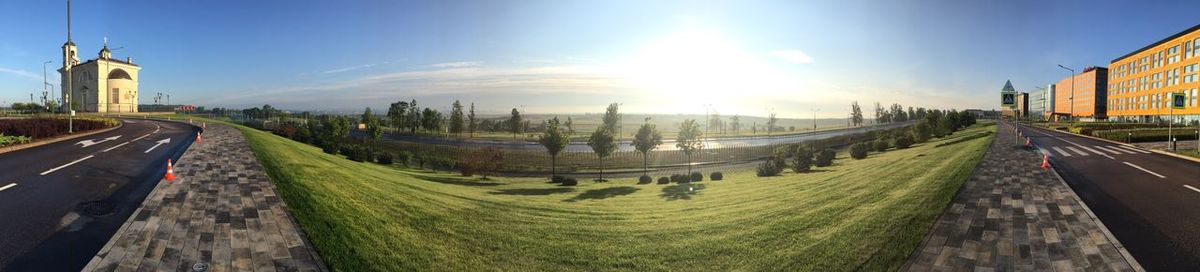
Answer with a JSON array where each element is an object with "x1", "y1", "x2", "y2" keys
[
  {"x1": 811, "y1": 108, "x2": 820, "y2": 131},
  {"x1": 1057, "y1": 64, "x2": 1075, "y2": 122}
]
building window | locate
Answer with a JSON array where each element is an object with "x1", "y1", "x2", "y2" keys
[{"x1": 111, "y1": 88, "x2": 120, "y2": 104}]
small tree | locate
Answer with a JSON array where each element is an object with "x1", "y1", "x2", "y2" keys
[
  {"x1": 508, "y1": 108, "x2": 523, "y2": 140},
  {"x1": 730, "y1": 115, "x2": 741, "y2": 135},
  {"x1": 632, "y1": 122, "x2": 663, "y2": 176},
  {"x1": 587, "y1": 127, "x2": 617, "y2": 182},
  {"x1": 676, "y1": 119, "x2": 704, "y2": 179},
  {"x1": 564, "y1": 116, "x2": 575, "y2": 135},
  {"x1": 872, "y1": 138, "x2": 889, "y2": 152},
  {"x1": 851, "y1": 101, "x2": 864, "y2": 126},
  {"x1": 467, "y1": 102, "x2": 477, "y2": 137},
  {"x1": 449, "y1": 100, "x2": 465, "y2": 136},
  {"x1": 894, "y1": 134, "x2": 914, "y2": 149},
  {"x1": 538, "y1": 117, "x2": 571, "y2": 179},
  {"x1": 792, "y1": 146, "x2": 813, "y2": 173},
  {"x1": 766, "y1": 113, "x2": 778, "y2": 135},
  {"x1": 815, "y1": 148, "x2": 835, "y2": 167},
  {"x1": 911, "y1": 122, "x2": 932, "y2": 142}
]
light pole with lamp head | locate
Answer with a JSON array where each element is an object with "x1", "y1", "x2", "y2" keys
[{"x1": 1057, "y1": 65, "x2": 1075, "y2": 122}]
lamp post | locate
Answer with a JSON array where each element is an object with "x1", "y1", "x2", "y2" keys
[
  {"x1": 1057, "y1": 65, "x2": 1075, "y2": 122},
  {"x1": 811, "y1": 108, "x2": 819, "y2": 131}
]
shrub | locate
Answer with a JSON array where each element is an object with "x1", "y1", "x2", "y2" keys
[
  {"x1": 396, "y1": 151, "x2": 414, "y2": 166},
  {"x1": 0, "y1": 134, "x2": 32, "y2": 147},
  {"x1": 814, "y1": 148, "x2": 836, "y2": 167},
  {"x1": 321, "y1": 142, "x2": 339, "y2": 155},
  {"x1": 552, "y1": 175, "x2": 569, "y2": 183},
  {"x1": 792, "y1": 147, "x2": 813, "y2": 173},
  {"x1": 690, "y1": 172, "x2": 704, "y2": 182},
  {"x1": 638, "y1": 175, "x2": 653, "y2": 184},
  {"x1": 657, "y1": 176, "x2": 670, "y2": 184},
  {"x1": 756, "y1": 156, "x2": 786, "y2": 177},
  {"x1": 710, "y1": 172, "x2": 723, "y2": 181},
  {"x1": 670, "y1": 174, "x2": 687, "y2": 183},
  {"x1": 873, "y1": 139, "x2": 889, "y2": 152},
  {"x1": 849, "y1": 142, "x2": 870, "y2": 160},
  {"x1": 911, "y1": 122, "x2": 932, "y2": 143},
  {"x1": 894, "y1": 134, "x2": 914, "y2": 149},
  {"x1": 560, "y1": 176, "x2": 578, "y2": 186},
  {"x1": 376, "y1": 152, "x2": 394, "y2": 165},
  {"x1": 343, "y1": 144, "x2": 372, "y2": 162},
  {"x1": 458, "y1": 147, "x2": 504, "y2": 178},
  {"x1": 1094, "y1": 128, "x2": 1200, "y2": 143}
]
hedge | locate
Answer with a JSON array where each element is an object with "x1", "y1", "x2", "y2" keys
[{"x1": 1095, "y1": 128, "x2": 1200, "y2": 143}]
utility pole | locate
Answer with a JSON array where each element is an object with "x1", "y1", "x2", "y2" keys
[{"x1": 812, "y1": 108, "x2": 819, "y2": 131}]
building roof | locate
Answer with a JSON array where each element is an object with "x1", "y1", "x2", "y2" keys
[
  {"x1": 1112, "y1": 23, "x2": 1200, "y2": 63},
  {"x1": 72, "y1": 57, "x2": 140, "y2": 68}
]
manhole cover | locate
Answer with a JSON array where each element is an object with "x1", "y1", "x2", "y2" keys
[
  {"x1": 77, "y1": 201, "x2": 117, "y2": 217},
  {"x1": 193, "y1": 262, "x2": 209, "y2": 272}
]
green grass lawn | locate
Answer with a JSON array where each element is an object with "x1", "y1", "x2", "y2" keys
[{"x1": 229, "y1": 119, "x2": 995, "y2": 271}]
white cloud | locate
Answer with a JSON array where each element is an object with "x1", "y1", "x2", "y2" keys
[
  {"x1": 768, "y1": 49, "x2": 814, "y2": 64},
  {"x1": 428, "y1": 61, "x2": 482, "y2": 68},
  {"x1": 321, "y1": 63, "x2": 377, "y2": 74},
  {"x1": 0, "y1": 67, "x2": 41, "y2": 81}
]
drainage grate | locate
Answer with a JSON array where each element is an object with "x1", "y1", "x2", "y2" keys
[
  {"x1": 77, "y1": 201, "x2": 117, "y2": 217},
  {"x1": 193, "y1": 262, "x2": 209, "y2": 272}
]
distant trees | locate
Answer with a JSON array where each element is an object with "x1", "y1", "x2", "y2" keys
[
  {"x1": 730, "y1": 115, "x2": 741, "y2": 135},
  {"x1": 676, "y1": 119, "x2": 703, "y2": 177},
  {"x1": 449, "y1": 100, "x2": 465, "y2": 136},
  {"x1": 508, "y1": 108, "x2": 523, "y2": 139},
  {"x1": 406, "y1": 100, "x2": 422, "y2": 133},
  {"x1": 587, "y1": 126, "x2": 617, "y2": 182},
  {"x1": 564, "y1": 116, "x2": 575, "y2": 135},
  {"x1": 766, "y1": 113, "x2": 778, "y2": 135},
  {"x1": 602, "y1": 103, "x2": 621, "y2": 132},
  {"x1": 362, "y1": 107, "x2": 382, "y2": 140},
  {"x1": 632, "y1": 121, "x2": 663, "y2": 176},
  {"x1": 850, "y1": 101, "x2": 864, "y2": 126},
  {"x1": 874, "y1": 102, "x2": 884, "y2": 124},
  {"x1": 467, "y1": 102, "x2": 477, "y2": 137},
  {"x1": 421, "y1": 108, "x2": 442, "y2": 133},
  {"x1": 538, "y1": 117, "x2": 570, "y2": 179}
]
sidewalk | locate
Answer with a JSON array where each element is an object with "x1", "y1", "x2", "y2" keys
[
  {"x1": 903, "y1": 123, "x2": 1139, "y2": 271},
  {"x1": 82, "y1": 124, "x2": 325, "y2": 272}
]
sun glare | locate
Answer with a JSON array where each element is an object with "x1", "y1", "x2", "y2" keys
[{"x1": 622, "y1": 30, "x2": 795, "y2": 110}]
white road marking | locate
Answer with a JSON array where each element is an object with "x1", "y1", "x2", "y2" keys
[
  {"x1": 40, "y1": 155, "x2": 95, "y2": 176},
  {"x1": 144, "y1": 138, "x2": 171, "y2": 153},
  {"x1": 1185, "y1": 185, "x2": 1200, "y2": 193},
  {"x1": 76, "y1": 135, "x2": 122, "y2": 148},
  {"x1": 102, "y1": 141, "x2": 132, "y2": 152},
  {"x1": 1052, "y1": 147, "x2": 1072, "y2": 157},
  {"x1": 1116, "y1": 146, "x2": 1152, "y2": 154},
  {"x1": 1122, "y1": 161, "x2": 1165, "y2": 178},
  {"x1": 1078, "y1": 146, "x2": 1114, "y2": 159},
  {"x1": 0, "y1": 183, "x2": 15, "y2": 192},
  {"x1": 1093, "y1": 146, "x2": 1127, "y2": 154},
  {"x1": 1066, "y1": 146, "x2": 1089, "y2": 156}
]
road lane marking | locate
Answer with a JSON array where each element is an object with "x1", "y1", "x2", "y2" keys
[
  {"x1": 1093, "y1": 146, "x2": 1127, "y2": 154},
  {"x1": 1116, "y1": 146, "x2": 1151, "y2": 154},
  {"x1": 1185, "y1": 185, "x2": 1200, "y2": 193},
  {"x1": 0, "y1": 183, "x2": 15, "y2": 192},
  {"x1": 144, "y1": 138, "x2": 171, "y2": 153},
  {"x1": 102, "y1": 141, "x2": 132, "y2": 152},
  {"x1": 1052, "y1": 147, "x2": 1072, "y2": 157},
  {"x1": 1078, "y1": 146, "x2": 1114, "y2": 159},
  {"x1": 1066, "y1": 146, "x2": 1089, "y2": 156},
  {"x1": 76, "y1": 135, "x2": 122, "y2": 148},
  {"x1": 1121, "y1": 161, "x2": 1165, "y2": 178},
  {"x1": 40, "y1": 155, "x2": 95, "y2": 176}
]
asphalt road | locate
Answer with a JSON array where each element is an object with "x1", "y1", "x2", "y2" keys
[
  {"x1": 1018, "y1": 123, "x2": 1200, "y2": 271},
  {"x1": 0, "y1": 119, "x2": 197, "y2": 271}
]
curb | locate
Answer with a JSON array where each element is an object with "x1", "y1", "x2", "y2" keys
[
  {"x1": 1019, "y1": 123, "x2": 1145, "y2": 271},
  {"x1": 0, "y1": 121, "x2": 123, "y2": 155}
]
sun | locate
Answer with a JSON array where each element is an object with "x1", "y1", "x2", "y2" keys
[{"x1": 621, "y1": 30, "x2": 793, "y2": 111}]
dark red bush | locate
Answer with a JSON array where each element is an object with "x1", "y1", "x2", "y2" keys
[{"x1": 0, "y1": 118, "x2": 113, "y2": 139}]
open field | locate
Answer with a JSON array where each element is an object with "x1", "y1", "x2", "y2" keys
[{"x1": 222, "y1": 116, "x2": 995, "y2": 271}]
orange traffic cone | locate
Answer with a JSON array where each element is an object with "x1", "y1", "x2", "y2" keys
[
  {"x1": 196, "y1": 132, "x2": 202, "y2": 144},
  {"x1": 1041, "y1": 152, "x2": 1050, "y2": 169},
  {"x1": 164, "y1": 159, "x2": 177, "y2": 181}
]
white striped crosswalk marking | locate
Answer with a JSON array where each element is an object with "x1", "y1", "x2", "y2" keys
[
  {"x1": 1117, "y1": 146, "x2": 1151, "y2": 154},
  {"x1": 1066, "y1": 146, "x2": 1089, "y2": 156},
  {"x1": 1052, "y1": 147, "x2": 1072, "y2": 157},
  {"x1": 1079, "y1": 146, "x2": 1108, "y2": 156},
  {"x1": 1093, "y1": 146, "x2": 1127, "y2": 154}
]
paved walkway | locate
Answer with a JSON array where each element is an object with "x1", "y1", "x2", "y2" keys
[
  {"x1": 903, "y1": 122, "x2": 1140, "y2": 271},
  {"x1": 83, "y1": 123, "x2": 325, "y2": 272}
]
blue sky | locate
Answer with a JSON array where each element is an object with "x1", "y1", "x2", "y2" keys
[{"x1": 1, "y1": 0, "x2": 1198, "y2": 117}]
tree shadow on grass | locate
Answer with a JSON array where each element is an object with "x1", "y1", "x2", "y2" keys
[
  {"x1": 563, "y1": 186, "x2": 640, "y2": 202},
  {"x1": 489, "y1": 188, "x2": 576, "y2": 196},
  {"x1": 659, "y1": 184, "x2": 706, "y2": 201},
  {"x1": 414, "y1": 175, "x2": 503, "y2": 186}
]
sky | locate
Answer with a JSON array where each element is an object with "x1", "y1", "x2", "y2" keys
[{"x1": 1, "y1": 0, "x2": 1198, "y2": 118}]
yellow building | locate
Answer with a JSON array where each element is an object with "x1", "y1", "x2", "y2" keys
[
  {"x1": 58, "y1": 39, "x2": 141, "y2": 113},
  {"x1": 1107, "y1": 24, "x2": 1199, "y2": 123}
]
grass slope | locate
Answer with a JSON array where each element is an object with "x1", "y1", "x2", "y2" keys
[{"x1": 232, "y1": 121, "x2": 995, "y2": 271}]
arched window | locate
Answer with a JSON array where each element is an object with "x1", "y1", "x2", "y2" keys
[{"x1": 107, "y1": 69, "x2": 132, "y2": 80}]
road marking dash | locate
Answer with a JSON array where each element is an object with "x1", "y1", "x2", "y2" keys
[
  {"x1": 1093, "y1": 146, "x2": 1127, "y2": 154},
  {"x1": 1066, "y1": 146, "x2": 1089, "y2": 156},
  {"x1": 0, "y1": 183, "x2": 15, "y2": 192},
  {"x1": 1122, "y1": 161, "x2": 1165, "y2": 179},
  {"x1": 102, "y1": 141, "x2": 132, "y2": 152},
  {"x1": 40, "y1": 155, "x2": 94, "y2": 176},
  {"x1": 1052, "y1": 147, "x2": 1072, "y2": 157},
  {"x1": 1185, "y1": 185, "x2": 1200, "y2": 194},
  {"x1": 1116, "y1": 146, "x2": 1152, "y2": 154}
]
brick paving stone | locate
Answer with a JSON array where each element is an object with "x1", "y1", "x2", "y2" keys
[
  {"x1": 903, "y1": 123, "x2": 1141, "y2": 271},
  {"x1": 83, "y1": 124, "x2": 325, "y2": 272}
]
